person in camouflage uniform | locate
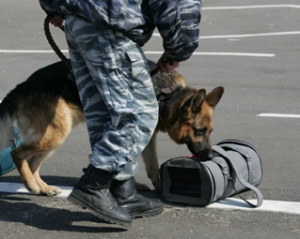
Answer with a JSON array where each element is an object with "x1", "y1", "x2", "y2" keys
[{"x1": 39, "y1": 0, "x2": 202, "y2": 227}]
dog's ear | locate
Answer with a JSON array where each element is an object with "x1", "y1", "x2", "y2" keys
[
  {"x1": 191, "y1": 89, "x2": 206, "y2": 113},
  {"x1": 205, "y1": 86, "x2": 224, "y2": 108},
  {"x1": 184, "y1": 89, "x2": 206, "y2": 114}
]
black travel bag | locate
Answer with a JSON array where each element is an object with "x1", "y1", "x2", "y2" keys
[{"x1": 158, "y1": 139, "x2": 263, "y2": 207}]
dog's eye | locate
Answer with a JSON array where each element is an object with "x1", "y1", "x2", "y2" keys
[{"x1": 194, "y1": 127, "x2": 207, "y2": 137}]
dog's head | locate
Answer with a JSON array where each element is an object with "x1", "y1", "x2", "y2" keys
[{"x1": 168, "y1": 86, "x2": 224, "y2": 161}]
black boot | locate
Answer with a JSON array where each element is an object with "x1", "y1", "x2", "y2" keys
[
  {"x1": 68, "y1": 164, "x2": 132, "y2": 227},
  {"x1": 110, "y1": 178, "x2": 163, "y2": 219}
]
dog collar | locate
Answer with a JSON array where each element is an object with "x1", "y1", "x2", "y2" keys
[
  {"x1": 156, "y1": 85, "x2": 180, "y2": 103},
  {"x1": 156, "y1": 85, "x2": 181, "y2": 123}
]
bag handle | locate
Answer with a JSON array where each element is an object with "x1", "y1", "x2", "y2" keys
[
  {"x1": 212, "y1": 145, "x2": 263, "y2": 207},
  {"x1": 218, "y1": 144, "x2": 251, "y2": 159}
]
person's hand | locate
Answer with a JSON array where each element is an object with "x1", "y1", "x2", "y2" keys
[
  {"x1": 157, "y1": 52, "x2": 179, "y2": 73},
  {"x1": 50, "y1": 15, "x2": 64, "y2": 28}
]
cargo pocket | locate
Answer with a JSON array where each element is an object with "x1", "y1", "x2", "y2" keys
[
  {"x1": 125, "y1": 46, "x2": 152, "y2": 89},
  {"x1": 103, "y1": 53, "x2": 130, "y2": 109}
]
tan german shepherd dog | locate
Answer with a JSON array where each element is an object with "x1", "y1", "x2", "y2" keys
[{"x1": 0, "y1": 60, "x2": 224, "y2": 196}]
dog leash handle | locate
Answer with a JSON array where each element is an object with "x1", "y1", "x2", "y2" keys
[{"x1": 150, "y1": 58, "x2": 174, "y2": 77}]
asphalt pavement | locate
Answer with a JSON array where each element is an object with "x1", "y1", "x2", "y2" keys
[{"x1": 1, "y1": 1, "x2": 300, "y2": 238}]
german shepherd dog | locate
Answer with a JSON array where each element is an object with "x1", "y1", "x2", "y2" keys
[{"x1": 0, "y1": 60, "x2": 224, "y2": 196}]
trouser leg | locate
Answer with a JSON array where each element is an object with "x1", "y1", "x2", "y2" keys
[
  {"x1": 64, "y1": 16, "x2": 158, "y2": 179},
  {"x1": 65, "y1": 16, "x2": 162, "y2": 223}
]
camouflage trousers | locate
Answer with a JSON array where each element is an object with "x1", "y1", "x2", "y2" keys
[{"x1": 64, "y1": 16, "x2": 158, "y2": 180}]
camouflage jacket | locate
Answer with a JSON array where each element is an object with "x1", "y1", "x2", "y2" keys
[{"x1": 39, "y1": 0, "x2": 202, "y2": 62}]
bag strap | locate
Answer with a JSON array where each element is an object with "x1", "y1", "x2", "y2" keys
[
  {"x1": 212, "y1": 158, "x2": 229, "y2": 199},
  {"x1": 218, "y1": 144, "x2": 254, "y2": 184},
  {"x1": 212, "y1": 145, "x2": 263, "y2": 207}
]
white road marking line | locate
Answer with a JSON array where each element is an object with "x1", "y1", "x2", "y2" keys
[
  {"x1": 0, "y1": 30, "x2": 298, "y2": 55},
  {"x1": 257, "y1": 113, "x2": 300, "y2": 118},
  {"x1": 1, "y1": 182, "x2": 300, "y2": 215},
  {"x1": 152, "y1": 31, "x2": 300, "y2": 39},
  {"x1": 202, "y1": 5, "x2": 300, "y2": 10},
  {"x1": 145, "y1": 51, "x2": 275, "y2": 57},
  {"x1": 0, "y1": 50, "x2": 275, "y2": 57},
  {"x1": 199, "y1": 31, "x2": 300, "y2": 40},
  {"x1": 0, "y1": 50, "x2": 69, "y2": 54},
  {"x1": 0, "y1": 182, "x2": 72, "y2": 198},
  {"x1": 208, "y1": 198, "x2": 300, "y2": 216}
]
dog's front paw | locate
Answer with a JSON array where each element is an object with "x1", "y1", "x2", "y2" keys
[
  {"x1": 40, "y1": 185, "x2": 62, "y2": 196},
  {"x1": 25, "y1": 181, "x2": 40, "y2": 194}
]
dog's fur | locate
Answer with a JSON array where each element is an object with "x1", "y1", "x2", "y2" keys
[{"x1": 0, "y1": 60, "x2": 224, "y2": 196}]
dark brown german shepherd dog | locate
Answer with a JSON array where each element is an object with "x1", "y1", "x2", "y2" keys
[{"x1": 0, "y1": 60, "x2": 224, "y2": 196}]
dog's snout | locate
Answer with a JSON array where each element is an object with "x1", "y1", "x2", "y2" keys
[
  {"x1": 186, "y1": 141, "x2": 214, "y2": 161},
  {"x1": 195, "y1": 149, "x2": 214, "y2": 161}
]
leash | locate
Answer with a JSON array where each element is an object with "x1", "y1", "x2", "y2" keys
[
  {"x1": 44, "y1": 14, "x2": 72, "y2": 71},
  {"x1": 44, "y1": 14, "x2": 162, "y2": 77},
  {"x1": 150, "y1": 67, "x2": 159, "y2": 77}
]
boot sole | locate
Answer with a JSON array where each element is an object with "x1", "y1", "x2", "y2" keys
[
  {"x1": 131, "y1": 207, "x2": 164, "y2": 219},
  {"x1": 68, "y1": 193, "x2": 132, "y2": 228}
]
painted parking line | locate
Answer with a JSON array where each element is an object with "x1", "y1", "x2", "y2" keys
[
  {"x1": 0, "y1": 182, "x2": 300, "y2": 215},
  {"x1": 198, "y1": 31, "x2": 300, "y2": 40},
  {"x1": 202, "y1": 5, "x2": 300, "y2": 10},
  {"x1": 0, "y1": 50, "x2": 69, "y2": 54},
  {"x1": 0, "y1": 182, "x2": 72, "y2": 198},
  {"x1": 145, "y1": 51, "x2": 275, "y2": 57},
  {"x1": 151, "y1": 31, "x2": 300, "y2": 39},
  {"x1": 1, "y1": 29, "x2": 299, "y2": 55},
  {"x1": 0, "y1": 50, "x2": 275, "y2": 58},
  {"x1": 208, "y1": 198, "x2": 300, "y2": 216},
  {"x1": 257, "y1": 113, "x2": 300, "y2": 118}
]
